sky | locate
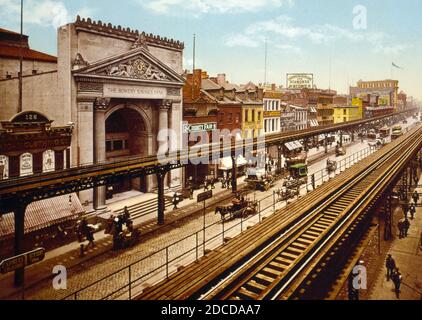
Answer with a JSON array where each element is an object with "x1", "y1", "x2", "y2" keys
[{"x1": 1, "y1": 0, "x2": 422, "y2": 100}]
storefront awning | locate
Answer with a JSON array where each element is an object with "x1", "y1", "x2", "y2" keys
[
  {"x1": 285, "y1": 141, "x2": 303, "y2": 151},
  {"x1": 309, "y1": 120, "x2": 319, "y2": 127},
  {"x1": 219, "y1": 155, "x2": 247, "y2": 170},
  {"x1": 0, "y1": 193, "x2": 83, "y2": 241}
]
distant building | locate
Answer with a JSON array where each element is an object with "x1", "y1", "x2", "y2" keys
[
  {"x1": 333, "y1": 105, "x2": 363, "y2": 123},
  {"x1": 350, "y1": 79, "x2": 399, "y2": 111},
  {"x1": 263, "y1": 84, "x2": 282, "y2": 135},
  {"x1": 280, "y1": 103, "x2": 308, "y2": 131},
  {"x1": 0, "y1": 27, "x2": 57, "y2": 81},
  {"x1": 182, "y1": 69, "x2": 218, "y2": 185}
]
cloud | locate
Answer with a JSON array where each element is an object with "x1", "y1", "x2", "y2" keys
[
  {"x1": 224, "y1": 15, "x2": 408, "y2": 57},
  {"x1": 0, "y1": 0, "x2": 94, "y2": 29},
  {"x1": 372, "y1": 44, "x2": 412, "y2": 56},
  {"x1": 139, "y1": 0, "x2": 295, "y2": 16},
  {"x1": 224, "y1": 34, "x2": 260, "y2": 48},
  {"x1": 274, "y1": 43, "x2": 302, "y2": 54}
]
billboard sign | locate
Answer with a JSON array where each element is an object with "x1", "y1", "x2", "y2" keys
[
  {"x1": 182, "y1": 122, "x2": 217, "y2": 134},
  {"x1": 287, "y1": 73, "x2": 314, "y2": 89}
]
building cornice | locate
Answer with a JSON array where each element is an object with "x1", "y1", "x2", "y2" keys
[{"x1": 73, "y1": 16, "x2": 184, "y2": 52}]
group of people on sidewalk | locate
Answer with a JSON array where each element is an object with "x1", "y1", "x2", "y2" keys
[
  {"x1": 398, "y1": 190, "x2": 420, "y2": 238},
  {"x1": 386, "y1": 254, "x2": 403, "y2": 299}
]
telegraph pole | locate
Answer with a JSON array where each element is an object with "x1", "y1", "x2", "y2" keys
[
  {"x1": 264, "y1": 38, "x2": 268, "y2": 85},
  {"x1": 18, "y1": 0, "x2": 23, "y2": 113},
  {"x1": 192, "y1": 34, "x2": 196, "y2": 100}
]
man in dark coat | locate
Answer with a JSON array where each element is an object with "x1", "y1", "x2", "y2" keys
[
  {"x1": 412, "y1": 190, "x2": 420, "y2": 205},
  {"x1": 392, "y1": 269, "x2": 402, "y2": 299},
  {"x1": 403, "y1": 218, "x2": 410, "y2": 237},
  {"x1": 409, "y1": 204, "x2": 416, "y2": 220},
  {"x1": 385, "y1": 254, "x2": 396, "y2": 281}
]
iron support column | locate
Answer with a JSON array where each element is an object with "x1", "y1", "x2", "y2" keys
[
  {"x1": 14, "y1": 202, "x2": 27, "y2": 287},
  {"x1": 157, "y1": 171, "x2": 167, "y2": 225}
]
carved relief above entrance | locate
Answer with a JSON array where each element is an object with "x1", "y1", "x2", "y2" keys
[{"x1": 96, "y1": 57, "x2": 169, "y2": 81}]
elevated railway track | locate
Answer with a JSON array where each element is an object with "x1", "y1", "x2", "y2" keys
[
  {"x1": 136, "y1": 123, "x2": 422, "y2": 300},
  {"x1": 0, "y1": 110, "x2": 413, "y2": 208}
]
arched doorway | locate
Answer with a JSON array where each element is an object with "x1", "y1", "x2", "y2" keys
[{"x1": 105, "y1": 107, "x2": 149, "y2": 196}]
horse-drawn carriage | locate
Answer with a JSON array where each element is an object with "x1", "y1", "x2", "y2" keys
[
  {"x1": 215, "y1": 195, "x2": 258, "y2": 222},
  {"x1": 380, "y1": 127, "x2": 391, "y2": 138},
  {"x1": 326, "y1": 159, "x2": 337, "y2": 173},
  {"x1": 245, "y1": 174, "x2": 277, "y2": 192},
  {"x1": 275, "y1": 188, "x2": 299, "y2": 202},
  {"x1": 335, "y1": 145, "x2": 347, "y2": 157}
]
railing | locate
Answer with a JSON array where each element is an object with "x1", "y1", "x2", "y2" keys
[{"x1": 62, "y1": 144, "x2": 378, "y2": 301}]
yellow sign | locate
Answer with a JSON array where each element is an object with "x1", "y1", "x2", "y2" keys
[
  {"x1": 264, "y1": 111, "x2": 281, "y2": 118},
  {"x1": 352, "y1": 98, "x2": 362, "y2": 107}
]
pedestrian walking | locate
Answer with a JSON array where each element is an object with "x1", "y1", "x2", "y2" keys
[
  {"x1": 172, "y1": 192, "x2": 180, "y2": 210},
  {"x1": 86, "y1": 227, "x2": 95, "y2": 248},
  {"x1": 403, "y1": 218, "x2": 410, "y2": 237},
  {"x1": 398, "y1": 218, "x2": 405, "y2": 238},
  {"x1": 386, "y1": 254, "x2": 396, "y2": 281},
  {"x1": 189, "y1": 186, "x2": 194, "y2": 200},
  {"x1": 392, "y1": 269, "x2": 402, "y2": 299},
  {"x1": 410, "y1": 204, "x2": 416, "y2": 220},
  {"x1": 412, "y1": 190, "x2": 420, "y2": 205}
]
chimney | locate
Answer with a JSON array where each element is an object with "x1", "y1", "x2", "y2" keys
[
  {"x1": 217, "y1": 73, "x2": 226, "y2": 86},
  {"x1": 271, "y1": 83, "x2": 276, "y2": 91}
]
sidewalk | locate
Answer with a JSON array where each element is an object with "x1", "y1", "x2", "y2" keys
[{"x1": 368, "y1": 177, "x2": 422, "y2": 300}]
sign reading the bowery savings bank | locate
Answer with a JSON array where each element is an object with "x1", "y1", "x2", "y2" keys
[
  {"x1": 104, "y1": 84, "x2": 167, "y2": 99},
  {"x1": 287, "y1": 73, "x2": 314, "y2": 89},
  {"x1": 183, "y1": 122, "x2": 217, "y2": 133}
]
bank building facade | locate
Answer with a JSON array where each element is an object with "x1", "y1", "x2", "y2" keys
[{"x1": 0, "y1": 16, "x2": 185, "y2": 211}]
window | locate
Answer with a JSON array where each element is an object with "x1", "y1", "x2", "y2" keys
[
  {"x1": 227, "y1": 113, "x2": 233, "y2": 123},
  {"x1": 219, "y1": 112, "x2": 224, "y2": 123},
  {"x1": 245, "y1": 110, "x2": 248, "y2": 122},
  {"x1": 106, "y1": 141, "x2": 112, "y2": 152},
  {"x1": 258, "y1": 112, "x2": 261, "y2": 121},
  {"x1": 252, "y1": 110, "x2": 255, "y2": 122},
  {"x1": 113, "y1": 140, "x2": 123, "y2": 151}
]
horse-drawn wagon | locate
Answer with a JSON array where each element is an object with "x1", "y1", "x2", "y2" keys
[{"x1": 215, "y1": 195, "x2": 258, "y2": 222}]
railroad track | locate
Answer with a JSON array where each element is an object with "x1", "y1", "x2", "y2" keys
[
  {"x1": 202, "y1": 126, "x2": 422, "y2": 300},
  {"x1": 136, "y1": 124, "x2": 422, "y2": 301}
]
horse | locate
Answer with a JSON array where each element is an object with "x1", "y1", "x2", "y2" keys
[{"x1": 215, "y1": 205, "x2": 231, "y2": 222}]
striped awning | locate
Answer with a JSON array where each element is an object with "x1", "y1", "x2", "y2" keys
[
  {"x1": 219, "y1": 155, "x2": 248, "y2": 170},
  {"x1": 0, "y1": 193, "x2": 83, "y2": 241},
  {"x1": 309, "y1": 120, "x2": 319, "y2": 127}
]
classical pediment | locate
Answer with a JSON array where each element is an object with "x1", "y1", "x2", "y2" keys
[{"x1": 73, "y1": 47, "x2": 184, "y2": 85}]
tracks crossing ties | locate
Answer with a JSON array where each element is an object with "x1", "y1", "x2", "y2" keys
[{"x1": 136, "y1": 124, "x2": 422, "y2": 301}]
